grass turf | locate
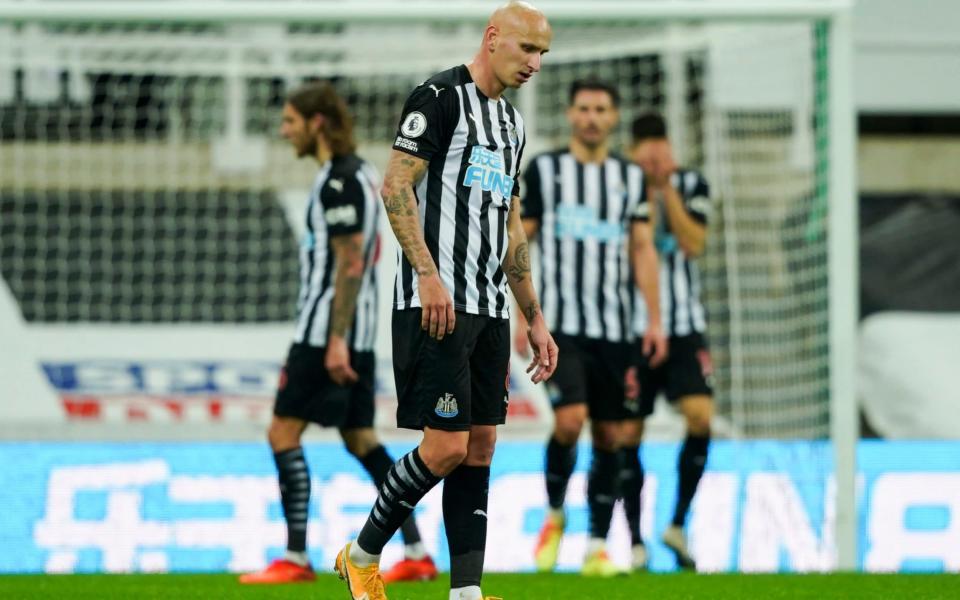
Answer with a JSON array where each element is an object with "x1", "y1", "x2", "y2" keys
[{"x1": 0, "y1": 573, "x2": 956, "y2": 599}]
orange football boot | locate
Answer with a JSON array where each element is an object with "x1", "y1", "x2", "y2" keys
[{"x1": 335, "y1": 542, "x2": 388, "y2": 600}]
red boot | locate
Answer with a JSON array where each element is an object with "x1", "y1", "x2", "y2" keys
[{"x1": 381, "y1": 554, "x2": 439, "y2": 583}]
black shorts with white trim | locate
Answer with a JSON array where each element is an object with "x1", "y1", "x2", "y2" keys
[{"x1": 393, "y1": 308, "x2": 509, "y2": 432}]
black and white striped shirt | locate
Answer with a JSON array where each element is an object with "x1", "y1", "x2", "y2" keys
[
  {"x1": 293, "y1": 154, "x2": 380, "y2": 352},
  {"x1": 391, "y1": 65, "x2": 525, "y2": 319},
  {"x1": 522, "y1": 149, "x2": 647, "y2": 343},
  {"x1": 633, "y1": 169, "x2": 711, "y2": 338}
]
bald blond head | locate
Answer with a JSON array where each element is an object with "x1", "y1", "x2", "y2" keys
[
  {"x1": 470, "y1": 0, "x2": 551, "y2": 96},
  {"x1": 487, "y1": 0, "x2": 550, "y2": 39},
  {"x1": 488, "y1": 1, "x2": 547, "y2": 30}
]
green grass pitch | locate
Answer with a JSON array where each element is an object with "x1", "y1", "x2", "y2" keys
[{"x1": 0, "y1": 573, "x2": 956, "y2": 599}]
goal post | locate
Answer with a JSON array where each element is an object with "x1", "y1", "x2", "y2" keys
[
  {"x1": 826, "y1": 8, "x2": 858, "y2": 573},
  {"x1": 0, "y1": 0, "x2": 858, "y2": 570}
]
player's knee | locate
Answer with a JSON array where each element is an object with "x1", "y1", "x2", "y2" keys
[
  {"x1": 621, "y1": 420, "x2": 644, "y2": 446},
  {"x1": 342, "y1": 440, "x2": 363, "y2": 458},
  {"x1": 464, "y1": 428, "x2": 497, "y2": 466},
  {"x1": 591, "y1": 421, "x2": 620, "y2": 452},
  {"x1": 464, "y1": 447, "x2": 494, "y2": 466},
  {"x1": 341, "y1": 429, "x2": 379, "y2": 459},
  {"x1": 685, "y1": 407, "x2": 713, "y2": 436},
  {"x1": 419, "y1": 437, "x2": 469, "y2": 477},
  {"x1": 687, "y1": 415, "x2": 711, "y2": 436},
  {"x1": 553, "y1": 410, "x2": 586, "y2": 445},
  {"x1": 680, "y1": 396, "x2": 713, "y2": 436},
  {"x1": 433, "y1": 446, "x2": 469, "y2": 475},
  {"x1": 592, "y1": 437, "x2": 619, "y2": 453},
  {"x1": 553, "y1": 423, "x2": 581, "y2": 446},
  {"x1": 267, "y1": 418, "x2": 303, "y2": 452}
]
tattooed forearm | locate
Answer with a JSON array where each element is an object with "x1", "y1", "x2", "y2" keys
[
  {"x1": 504, "y1": 197, "x2": 531, "y2": 283},
  {"x1": 331, "y1": 274, "x2": 363, "y2": 337},
  {"x1": 523, "y1": 300, "x2": 541, "y2": 323},
  {"x1": 504, "y1": 196, "x2": 545, "y2": 323},
  {"x1": 390, "y1": 214, "x2": 437, "y2": 277},
  {"x1": 505, "y1": 241, "x2": 530, "y2": 282},
  {"x1": 329, "y1": 236, "x2": 364, "y2": 338},
  {"x1": 383, "y1": 185, "x2": 417, "y2": 217},
  {"x1": 515, "y1": 241, "x2": 530, "y2": 272},
  {"x1": 381, "y1": 151, "x2": 437, "y2": 277}
]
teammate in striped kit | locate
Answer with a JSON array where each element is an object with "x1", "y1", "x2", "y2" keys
[
  {"x1": 520, "y1": 79, "x2": 667, "y2": 577},
  {"x1": 335, "y1": 3, "x2": 557, "y2": 600},
  {"x1": 240, "y1": 82, "x2": 436, "y2": 585},
  {"x1": 620, "y1": 113, "x2": 715, "y2": 571}
]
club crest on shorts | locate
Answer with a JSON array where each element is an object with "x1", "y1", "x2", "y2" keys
[{"x1": 434, "y1": 393, "x2": 459, "y2": 418}]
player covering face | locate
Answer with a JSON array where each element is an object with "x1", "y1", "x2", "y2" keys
[
  {"x1": 334, "y1": 3, "x2": 557, "y2": 600},
  {"x1": 620, "y1": 113, "x2": 715, "y2": 571}
]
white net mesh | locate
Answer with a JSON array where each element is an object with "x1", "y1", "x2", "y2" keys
[
  {"x1": 701, "y1": 24, "x2": 831, "y2": 439},
  {"x1": 0, "y1": 17, "x2": 829, "y2": 437}
]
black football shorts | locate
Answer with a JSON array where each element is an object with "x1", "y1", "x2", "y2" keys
[
  {"x1": 393, "y1": 309, "x2": 510, "y2": 432},
  {"x1": 273, "y1": 343, "x2": 376, "y2": 429}
]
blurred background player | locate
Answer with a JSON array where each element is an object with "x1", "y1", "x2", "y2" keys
[
  {"x1": 518, "y1": 79, "x2": 666, "y2": 576},
  {"x1": 334, "y1": 3, "x2": 557, "y2": 600},
  {"x1": 620, "y1": 113, "x2": 715, "y2": 571},
  {"x1": 240, "y1": 82, "x2": 437, "y2": 585}
]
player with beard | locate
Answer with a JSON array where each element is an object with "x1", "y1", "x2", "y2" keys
[
  {"x1": 620, "y1": 113, "x2": 715, "y2": 571},
  {"x1": 519, "y1": 78, "x2": 666, "y2": 576},
  {"x1": 239, "y1": 81, "x2": 437, "y2": 585}
]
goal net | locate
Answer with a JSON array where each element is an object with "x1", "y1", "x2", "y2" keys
[
  {"x1": 1, "y1": 9, "x2": 835, "y2": 436},
  {"x1": 0, "y1": 0, "x2": 857, "y2": 572}
]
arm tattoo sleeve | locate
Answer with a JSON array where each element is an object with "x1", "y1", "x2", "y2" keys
[
  {"x1": 506, "y1": 241, "x2": 530, "y2": 282},
  {"x1": 382, "y1": 153, "x2": 437, "y2": 277},
  {"x1": 504, "y1": 196, "x2": 531, "y2": 282},
  {"x1": 329, "y1": 235, "x2": 364, "y2": 337},
  {"x1": 523, "y1": 300, "x2": 541, "y2": 323}
]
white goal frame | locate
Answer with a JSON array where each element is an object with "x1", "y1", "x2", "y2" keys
[{"x1": 0, "y1": 0, "x2": 859, "y2": 571}]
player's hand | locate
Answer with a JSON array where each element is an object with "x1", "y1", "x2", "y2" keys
[
  {"x1": 325, "y1": 335, "x2": 359, "y2": 385},
  {"x1": 648, "y1": 169, "x2": 671, "y2": 192},
  {"x1": 526, "y1": 316, "x2": 558, "y2": 383},
  {"x1": 418, "y1": 272, "x2": 455, "y2": 340},
  {"x1": 642, "y1": 323, "x2": 669, "y2": 368},
  {"x1": 647, "y1": 145, "x2": 677, "y2": 192},
  {"x1": 654, "y1": 145, "x2": 677, "y2": 188}
]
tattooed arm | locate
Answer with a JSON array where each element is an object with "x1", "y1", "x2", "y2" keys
[
  {"x1": 504, "y1": 196, "x2": 558, "y2": 383},
  {"x1": 325, "y1": 232, "x2": 365, "y2": 385},
  {"x1": 512, "y1": 217, "x2": 540, "y2": 356},
  {"x1": 381, "y1": 149, "x2": 454, "y2": 340}
]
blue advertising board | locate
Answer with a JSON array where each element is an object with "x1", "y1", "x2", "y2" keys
[{"x1": 1, "y1": 441, "x2": 958, "y2": 574}]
